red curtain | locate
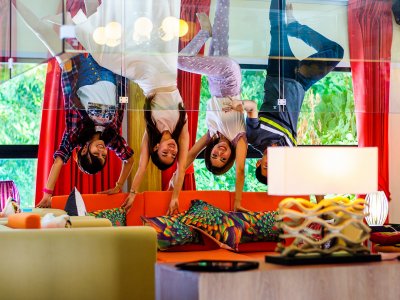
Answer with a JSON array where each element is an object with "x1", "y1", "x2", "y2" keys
[
  {"x1": 348, "y1": 0, "x2": 392, "y2": 199},
  {"x1": 161, "y1": 0, "x2": 211, "y2": 191}
]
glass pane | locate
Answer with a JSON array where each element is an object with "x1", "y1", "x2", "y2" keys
[
  {"x1": 199, "y1": 70, "x2": 356, "y2": 146},
  {"x1": 0, "y1": 159, "x2": 37, "y2": 209},
  {"x1": 0, "y1": 64, "x2": 46, "y2": 145},
  {"x1": 298, "y1": 72, "x2": 357, "y2": 145},
  {"x1": 1, "y1": 1, "x2": 63, "y2": 83},
  {"x1": 194, "y1": 158, "x2": 268, "y2": 192}
]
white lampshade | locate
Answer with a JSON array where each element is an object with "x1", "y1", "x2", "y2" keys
[
  {"x1": 267, "y1": 147, "x2": 378, "y2": 195},
  {"x1": 364, "y1": 191, "x2": 389, "y2": 226}
]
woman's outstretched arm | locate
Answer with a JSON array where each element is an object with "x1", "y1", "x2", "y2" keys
[
  {"x1": 185, "y1": 133, "x2": 209, "y2": 170},
  {"x1": 36, "y1": 157, "x2": 64, "y2": 208},
  {"x1": 121, "y1": 131, "x2": 150, "y2": 213},
  {"x1": 167, "y1": 122, "x2": 190, "y2": 215},
  {"x1": 233, "y1": 137, "x2": 249, "y2": 212},
  {"x1": 168, "y1": 132, "x2": 209, "y2": 191}
]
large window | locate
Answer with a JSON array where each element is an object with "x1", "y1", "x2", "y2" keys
[
  {"x1": 194, "y1": 68, "x2": 357, "y2": 192},
  {"x1": 0, "y1": 64, "x2": 47, "y2": 208}
]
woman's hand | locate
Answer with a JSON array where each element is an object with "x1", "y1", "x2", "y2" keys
[
  {"x1": 36, "y1": 193, "x2": 52, "y2": 208},
  {"x1": 222, "y1": 98, "x2": 244, "y2": 113},
  {"x1": 121, "y1": 193, "x2": 136, "y2": 213},
  {"x1": 98, "y1": 186, "x2": 121, "y2": 195},
  {"x1": 167, "y1": 198, "x2": 179, "y2": 215}
]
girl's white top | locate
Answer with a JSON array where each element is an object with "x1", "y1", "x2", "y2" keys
[
  {"x1": 75, "y1": 0, "x2": 180, "y2": 95},
  {"x1": 206, "y1": 95, "x2": 246, "y2": 142}
]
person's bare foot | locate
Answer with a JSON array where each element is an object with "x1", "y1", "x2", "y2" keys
[
  {"x1": 286, "y1": 3, "x2": 296, "y2": 25},
  {"x1": 196, "y1": 12, "x2": 212, "y2": 36}
]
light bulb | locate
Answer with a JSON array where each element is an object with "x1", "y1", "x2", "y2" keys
[
  {"x1": 161, "y1": 16, "x2": 179, "y2": 37},
  {"x1": 106, "y1": 38, "x2": 121, "y2": 47},
  {"x1": 178, "y1": 19, "x2": 189, "y2": 37},
  {"x1": 134, "y1": 17, "x2": 153, "y2": 35},
  {"x1": 159, "y1": 30, "x2": 174, "y2": 42},
  {"x1": 105, "y1": 22, "x2": 122, "y2": 40},
  {"x1": 93, "y1": 27, "x2": 107, "y2": 45}
]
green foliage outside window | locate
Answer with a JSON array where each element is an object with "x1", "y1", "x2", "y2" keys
[
  {"x1": 195, "y1": 70, "x2": 357, "y2": 192},
  {"x1": 0, "y1": 64, "x2": 46, "y2": 144},
  {"x1": 0, "y1": 160, "x2": 38, "y2": 208},
  {"x1": 0, "y1": 64, "x2": 47, "y2": 208}
]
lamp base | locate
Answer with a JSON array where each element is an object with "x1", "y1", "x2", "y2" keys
[{"x1": 265, "y1": 252, "x2": 381, "y2": 266}]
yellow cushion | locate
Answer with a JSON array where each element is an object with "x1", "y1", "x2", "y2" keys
[{"x1": 69, "y1": 216, "x2": 112, "y2": 228}]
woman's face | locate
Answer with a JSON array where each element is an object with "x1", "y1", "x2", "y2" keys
[
  {"x1": 157, "y1": 139, "x2": 178, "y2": 165},
  {"x1": 88, "y1": 140, "x2": 108, "y2": 165},
  {"x1": 210, "y1": 141, "x2": 232, "y2": 168}
]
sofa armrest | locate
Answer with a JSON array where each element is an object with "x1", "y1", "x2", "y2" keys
[{"x1": 0, "y1": 226, "x2": 157, "y2": 300}]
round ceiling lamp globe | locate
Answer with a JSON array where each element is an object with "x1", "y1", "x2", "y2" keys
[
  {"x1": 92, "y1": 27, "x2": 107, "y2": 45},
  {"x1": 105, "y1": 22, "x2": 122, "y2": 40},
  {"x1": 135, "y1": 17, "x2": 153, "y2": 35}
]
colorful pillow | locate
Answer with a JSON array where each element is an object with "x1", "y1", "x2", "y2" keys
[
  {"x1": 180, "y1": 200, "x2": 246, "y2": 251},
  {"x1": 64, "y1": 187, "x2": 86, "y2": 216},
  {"x1": 88, "y1": 208, "x2": 126, "y2": 226},
  {"x1": 141, "y1": 212, "x2": 201, "y2": 251},
  {"x1": 231, "y1": 211, "x2": 282, "y2": 243}
]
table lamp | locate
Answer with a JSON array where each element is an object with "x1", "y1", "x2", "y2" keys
[
  {"x1": 265, "y1": 146, "x2": 381, "y2": 265},
  {"x1": 364, "y1": 191, "x2": 389, "y2": 226}
]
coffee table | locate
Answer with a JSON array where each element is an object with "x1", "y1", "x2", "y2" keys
[{"x1": 156, "y1": 257, "x2": 400, "y2": 300}]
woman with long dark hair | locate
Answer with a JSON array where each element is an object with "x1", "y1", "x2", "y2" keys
[
  {"x1": 176, "y1": 0, "x2": 257, "y2": 212},
  {"x1": 69, "y1": 0, "x2": 189, "y2": 214}
]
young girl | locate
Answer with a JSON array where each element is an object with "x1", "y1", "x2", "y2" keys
[
  {"x1": 72, "y1": 0, "x2": 189, "y2": 214},
  {"x1": 176, "y1": 0, "x2": 257, "y2": 212},
  {"x1": 13, "y1": 2, "x2": 135, "y2": 208}
]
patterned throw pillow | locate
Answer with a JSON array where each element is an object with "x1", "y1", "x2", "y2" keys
[
  {"x1": 141, "y1": 212, "x2": 201, "y2": 251},
  {"x1": 88, "y1": 208, "x2": 126, "y2": 226},
  {"x1": 180, "y1": 200, "x2": 246, "y2": 251},
  {"x1": 231, "y1": 211, "x2": 282, "y2": 243}
]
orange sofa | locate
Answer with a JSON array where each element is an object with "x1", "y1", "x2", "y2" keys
[{"x1": 51, "y1": 191, "x2": 297, "y2": 262}]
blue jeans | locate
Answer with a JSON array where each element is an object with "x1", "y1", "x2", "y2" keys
[{"x1": 267, "y1": 0, "x2": 344, "y2": 91}]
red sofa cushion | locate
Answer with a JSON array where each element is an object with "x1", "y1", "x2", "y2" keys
[
  {"x1": 142, "y1": 190, "x2": 231, "y2": 217},
  {"x1": 237, "y1": 241, "x2": 279, "y2": 253}
]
